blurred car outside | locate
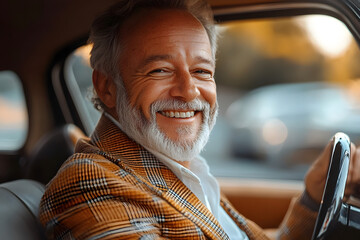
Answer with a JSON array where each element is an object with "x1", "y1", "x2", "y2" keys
[{"x1": 226, "y1": 81, "x2": 360, "y2": 166}]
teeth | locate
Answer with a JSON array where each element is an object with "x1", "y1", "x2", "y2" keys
[{"x1": 160, "y1": 111, "x2": 195, "y2": 118}]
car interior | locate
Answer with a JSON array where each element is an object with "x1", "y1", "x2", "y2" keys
[{"x1": 1, "y1": 0, "x2": 360, "y2": 239}]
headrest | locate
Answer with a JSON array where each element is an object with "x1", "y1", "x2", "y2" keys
[{"x1": 25, "y1": 124, "x2": 86, "y2": 184}]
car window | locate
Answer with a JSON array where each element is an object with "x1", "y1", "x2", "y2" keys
[
  {"x1": 63, "y1": 14, "x2": 360, "y2": 180},
  {"x1": 0, "y1": 71, "x2": 28, "y2": 150}
]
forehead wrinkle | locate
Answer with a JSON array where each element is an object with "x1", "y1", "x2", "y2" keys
[
  {"x1": 144, "y1": 30, "x2": 213, "y2": 60},
  {"x1": 138, "y1": 54, "x2": 173, "y2": 70},
  {"x1": 146, "y1": 28, "x2": 209, "y2": 42},
  {"x1": 195, "y1": 56, "x2": 215, "y2": 68}
]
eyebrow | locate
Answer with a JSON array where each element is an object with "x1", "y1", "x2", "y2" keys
[
  {"x1": 138, "y1": 55, "x2": 173, "y2": 70},
  {"x1": 195, "y1": 56, "x2": 215, "y2": 68}
]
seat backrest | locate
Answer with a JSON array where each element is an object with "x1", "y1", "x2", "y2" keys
[
  {"x1": 25, "y1": 124, "x2": 85, "y2": 184},
  {"x1": 0, "y1": 179, "x2": 46, "y2": 240}
]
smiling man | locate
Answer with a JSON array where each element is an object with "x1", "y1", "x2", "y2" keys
[
  {"x1": 99, "y1": 7, "x2": 218, "y2": 166},
  {"x1": 39, "y1": 0, "x2": 360, "y2": 240}
]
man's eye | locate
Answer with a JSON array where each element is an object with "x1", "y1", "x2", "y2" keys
[
  {"x1": 147, "y1": 68, "x2": 174, "y2": 79},
  {"x1": 194, "y1": 69, "x2": 213, "y2": 79},
  {"x1": 150, "y1": 69, "x2": 165, "y2": 74},
  {"x1": 149, "y1": 68, "x2": 169, "y2": 75},
  {"x1": 196, "y1": 70, "x2": 209, "y2": 74}
]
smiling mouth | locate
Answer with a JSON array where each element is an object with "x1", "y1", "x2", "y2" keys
[{"x1": 159, "y1": 110, "x2": 196, "y2": 118}]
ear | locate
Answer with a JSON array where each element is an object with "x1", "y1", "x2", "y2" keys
[{"x1": 92, "y1": 70, "x2": 117, "y2": 109}]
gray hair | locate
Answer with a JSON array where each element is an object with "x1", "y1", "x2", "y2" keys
[{"x1": 88, "y1": 0, "x2": 217, "y2": 111}]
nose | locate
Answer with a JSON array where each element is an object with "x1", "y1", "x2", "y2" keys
[{"x1": 170, "y1": 71, "x2": 200, "y2": 102}]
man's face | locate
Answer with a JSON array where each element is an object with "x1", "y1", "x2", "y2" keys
[{"x1": 117, "y1": 9, "x2": 217, "y2": 145}]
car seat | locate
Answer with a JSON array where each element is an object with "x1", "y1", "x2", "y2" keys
[
  {"x1": 25, "y1": 124, "x2": 86, "y2": 184},
  {"x1": 0, "y1": 179, "x2": 46, "y2": 240}
]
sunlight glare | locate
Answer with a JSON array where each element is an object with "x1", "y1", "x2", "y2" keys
[
  {"x1": 299, "y1": 15, "x2": 352, "y2": 58},
  {"x1": 74, "y1": 44, "x2": 92, "y2": 66}
]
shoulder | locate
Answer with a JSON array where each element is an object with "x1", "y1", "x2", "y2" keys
[
  {"x1": 40, "y1": 151, "x2": 154, "y2": 214},
  {"x1": 43, "y1": 152, "x2": 127, "y2": 198},
  {"x1": 39, "y1": 152, "x2": 147, "y2": 223},
  {"x1": 38, "y1": 152, "x2": 163, "y2": 239},
  {"x1": 40, "y1": 153, "x2": 114, "y2": 207}
]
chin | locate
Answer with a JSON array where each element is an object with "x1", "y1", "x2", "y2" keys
[{"x1": 149, "y1": 125, "x2": 210, "y2": 162}]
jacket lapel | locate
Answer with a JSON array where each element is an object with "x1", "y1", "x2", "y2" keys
[
  {"x1": 89, "y1": 114, "x2": 229, "y2": 239},
  {"x1": 220, "y1": 196, "x2": 270, "y2": 240},
  {"x1": 162, "y1": 180, "x2": 229, "y2": 239}
]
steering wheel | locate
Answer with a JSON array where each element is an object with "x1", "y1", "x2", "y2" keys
[{"x1": 312, "y1": 132, "x2": 360, "y2": 240}]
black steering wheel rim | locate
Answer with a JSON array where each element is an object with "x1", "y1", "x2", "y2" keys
[{"x1": 312, "y1": 132, "x2": 351, "y2": 240}]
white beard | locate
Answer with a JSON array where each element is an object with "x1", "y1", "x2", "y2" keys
[{"x1": 113, "y1": 75, "x2": 218, "y2": 162}]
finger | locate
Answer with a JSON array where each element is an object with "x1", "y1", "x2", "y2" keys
[
  {"x1": 304, "y1": 138, "x2": 335, "y2": 203},
  {"x1": 353, "y1": 147, "x2": 360, "y2": 184},
  {"x1": 350, "y1": 147, "x2": 360, "y2": 198},
  {"x1": 316, "y1": 137, "x2": 334, "y2": 168},
  {"x1": 320, "y1": 138, "x2": 334, "y2": 174},
  {"x1": 347, "y1": 143, "x2": 356, "y2": 184},
  {"x1": 345, "y1": 143, "x2": 356, "y2": 198}
]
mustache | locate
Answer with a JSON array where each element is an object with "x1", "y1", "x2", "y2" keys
[{"x1": 150, "y1": 98, "x2": 209, "y2": 114}]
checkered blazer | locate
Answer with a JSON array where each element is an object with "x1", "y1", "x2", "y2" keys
[{"x1": 39, "y1": 114, "x2": 317, "y2": 239}]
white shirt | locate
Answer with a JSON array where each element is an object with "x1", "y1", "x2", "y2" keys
[{"x1": 146, "y1": 148, "x2": 249, "y2": 240}]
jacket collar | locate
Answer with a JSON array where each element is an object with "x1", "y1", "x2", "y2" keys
[{"x1": 80, "y1": 114, "x2": 230, "y2": 239}]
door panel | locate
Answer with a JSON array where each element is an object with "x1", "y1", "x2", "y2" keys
[{"x1": 219, "y1": 178, "x2": 303, "y2": 228}]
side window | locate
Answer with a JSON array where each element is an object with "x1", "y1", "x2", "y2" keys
[
  {"x1": 64, "y1": 14, "x2": 360, "y2": 180},
  {"x1": 0, "y1": 71, "x2": 28, "y2": 150}
]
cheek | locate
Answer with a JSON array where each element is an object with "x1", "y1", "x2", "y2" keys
[
  {"x1": 128, "y1": 88, "x2": 154, "y2": 120},
  {"x1": 126, "y1": 82, "x2": 170, "y2": 120},
  {"x1": 199, "y1": 82, "x2": 217, "y2": 108}
]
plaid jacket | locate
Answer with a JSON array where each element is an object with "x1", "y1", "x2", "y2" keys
[{"x1": 39, "y1": 114, "x2": 317, "y2": 239}]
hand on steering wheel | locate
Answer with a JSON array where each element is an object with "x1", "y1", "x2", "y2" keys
[{"x1": 311, "y1": 133, "x2": 360, "y2": 240}]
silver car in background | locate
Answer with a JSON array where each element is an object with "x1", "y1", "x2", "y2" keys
[{"x1": 226, "y1": 82, "x2": 360, "y2": 165}]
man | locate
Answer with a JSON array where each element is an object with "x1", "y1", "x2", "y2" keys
[{"x1": 39, "y1": 0, "x2": 360, "y2": 239}]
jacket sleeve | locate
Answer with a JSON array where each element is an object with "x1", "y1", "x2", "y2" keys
[
  {"x1": 277, "y1": 196, "x2": 318, "y2": 240},
  {"x1": 39, "y1": 156, "x2": 166, "y2": 240}
]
